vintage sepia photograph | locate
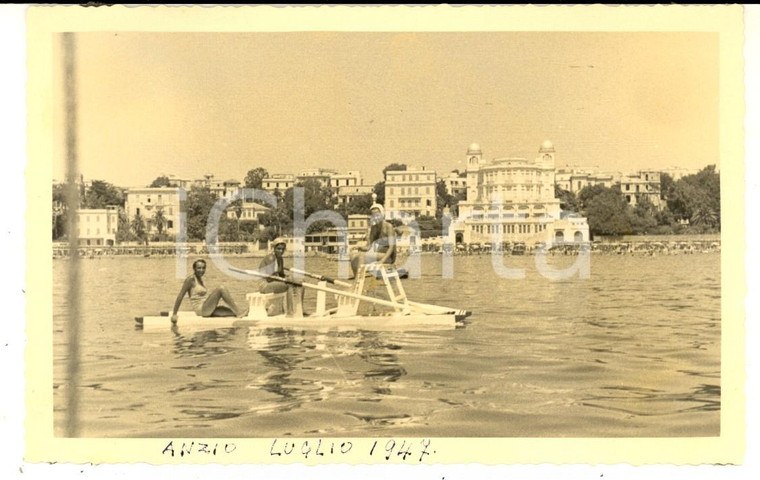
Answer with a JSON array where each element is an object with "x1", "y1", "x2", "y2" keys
[{"x1": 24, "y1": 4, "x2": 746, "y2": 466}]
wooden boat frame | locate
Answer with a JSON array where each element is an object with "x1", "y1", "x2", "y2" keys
[{"x1": 136, "y1": 264, "x2": 470, "y2": 331}]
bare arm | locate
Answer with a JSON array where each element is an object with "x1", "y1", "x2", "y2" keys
[
  {"x1": 171, "y1": 276, "x2": 194, "y2": 322},
  {"x1": 378, "y1": 223, "x2": 396, "y2": 264},
  {"x1": 358, "y1": 226, "x2": 372, "y2": 252},
  {"x1": 259, "y1": 254, "x2": 279, "y2": 281}
]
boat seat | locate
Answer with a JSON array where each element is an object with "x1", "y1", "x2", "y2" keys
[{"x1": 246, "y1": 292, "x2": 287, "y2": 317}]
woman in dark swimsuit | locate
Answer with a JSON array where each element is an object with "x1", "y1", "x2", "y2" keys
[{"x1": 350, "y1": 203, "x2": 397, "y2": 278}]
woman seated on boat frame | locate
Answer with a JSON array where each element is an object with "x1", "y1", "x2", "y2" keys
[
  {"x1": 171, "y1": 259, "x2": 247, "y2": 323},
  {"x1": 350, "y1": 203, "x2": 397, "y2": 278}
]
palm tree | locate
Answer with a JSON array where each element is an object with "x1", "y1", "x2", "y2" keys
[
  {"x1": 131, "y1": 212, "x2": 147, "y2": 245},
  {"x1": 690, "y1": 206, "x2": 718, "y2": 227},
  {"x1": 152, "y1": 207, "x2": 167, "y2": 240}
]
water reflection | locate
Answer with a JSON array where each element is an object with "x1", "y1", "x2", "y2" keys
[
  {"x1": 579, "y1": 382, "x2": 721, "y2": 417},
  {"x1": 170, "y1": 326, "x2": 238, "y2": 358},
  {"x1": 243, "y1": 327, "x2": 408, "y2": 413}
]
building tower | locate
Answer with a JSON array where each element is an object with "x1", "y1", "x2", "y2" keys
[
  {"x1": 538, "y1": 140, "x2": 556, "y2": 201},
  {"x1": 465, "y1": 142, "x2": 482, "y2": 202}
]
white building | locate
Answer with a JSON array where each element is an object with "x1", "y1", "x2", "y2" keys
[
  {"x1": 336, "y1": 184, "x2": 374, "y2": 206},
  {"x1": 442, "y1": 170, "x2": 467, "y2": 197},
  {"x1": 296, "y1": 168, "x2": 337, "y2": 188},
  {"x1": 384, "y1": 166, "x2": 437, "y2": 220},
  {"x1": 347, "y1": 214, "x2": 370, "y2": 246},
  {"x1": 76, "y1": 206, "x2": 119, "y2": 246},
  {"x1": 228, "y1": 200, "x2": 271, "y2": 222},
  {"x1": 456, "y1": 142, "x2": 590, "y2": 245},
  {"x1": 330, "y1": 170, "x2": 362, "y2": 188},
  {"x1": 125, "y1": 187, "x2": 181, "y2": 236},
  {"x1": 261, "y1": 174, "x2": 295, "y2": 193},
  {"x1": 619, "y1": 170, "x2": 662, "y2": 208},
  {"x1": 660, "y1": 166, "x2": 699, "y2": 181},
  {"x1": 555, "y1": 166, "x2": 617, "y2": 193}
]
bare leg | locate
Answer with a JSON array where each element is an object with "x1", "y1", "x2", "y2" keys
[
  {"x1": 350, "y1": 252, "x2": 365, "y2": 278},
  {"x1": 202, "y1": 285, "x2": 245, "y2": 317}
]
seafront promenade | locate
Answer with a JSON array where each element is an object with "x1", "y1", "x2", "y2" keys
[{"x1": 52, "y1": 234, "x2": 720, "y2": 259}]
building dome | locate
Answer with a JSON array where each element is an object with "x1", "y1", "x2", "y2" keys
[
  {"x1": 467, "y1": 143, "x2": 482, "y2": 155},
  {"x1": 539, "y1": 140, "x2": 555, "y2": 153}
]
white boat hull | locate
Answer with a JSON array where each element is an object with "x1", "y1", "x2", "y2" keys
[{"x1": 135, "y1": 309, "x2": 467, "y2": 331}]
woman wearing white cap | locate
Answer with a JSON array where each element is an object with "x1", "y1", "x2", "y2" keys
[{"x1": 350, "y1": 203, "x2": 397, "y2": 278}]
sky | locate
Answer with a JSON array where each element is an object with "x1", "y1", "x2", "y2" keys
[{"x1": 54, "y1": 31, "x2": 719, "y2": 187}]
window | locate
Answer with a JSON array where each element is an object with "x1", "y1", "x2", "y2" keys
[{"x1": 389, "y1": 200, "x2": 394, "y2": 208}]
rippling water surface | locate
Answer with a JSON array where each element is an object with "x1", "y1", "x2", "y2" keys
[{"x1": 53, "y1": 253, "x2": 720, "y2": 437}]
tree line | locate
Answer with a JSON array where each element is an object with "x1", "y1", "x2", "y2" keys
[{"x1": 556, "y1": 165, "x2": 720, "y2": 237}]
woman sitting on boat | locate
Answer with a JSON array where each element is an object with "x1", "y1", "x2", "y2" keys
[
  {"x1": 350, "y1": 203, "x2": 397, "y2": 278},
  {"x1": 171, "y1": 259, "x2": 247, "y2": 323}
]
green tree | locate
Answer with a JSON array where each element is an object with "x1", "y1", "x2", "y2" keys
[
  {"x1": 185, "y1": 186, "x2": 219, "y2": 241},
  {"x1": 244, "y1": 167, "x2": 269, "y2": 189},
  {"x1": 382, "y1": 163, "x2": 407, "y2": 177},
  {"x1": 373, "y1": 181, "x2": 385, "y2": 205},
  {"x1": 577, "y1": 184, "x2": 611, "y2": 210},
  {"x1": 149, "y1": 175, "x2": 172, "y2": 188},
  {"x1": 582, "y1": 186, "x2": 633, "y2": 236},
  {"x1": 230, "y1": 198, "x2": 243, "y2": 220},
  {"x1": 629, "y1": 195, "x2": 658, "y2": 234},
  {"x1": 131, "y1": 212, "x2": 147, "y2": 244},
  {"x1": 336, "y1": 193, "x2": 374, "y2": 217},
  {"x1": 435, "y1": 179, "x2": 455, "y2": 218},
  {"x1": 665, "y1": 165, "x2": 720, "y2": 230},
  {"x1": 294, "y1": 178, "x2": 335, "y2": 218},
  {"x1": 554, "y1": 185, "x2": 580, "y2": 212},
  {"x1": 83, "y1": 180, "x2": 124, "y2": 209},
  {"x1": 152, "y1": 206, "x2": 167, "y2": 239},
  {"x1": 116, "y1": 209, "x2": 132, "y2": 243},
  {"x1": 218, "y1": 215, "x2": 241, "y2": 241},
  {"x1": 660, "y1": 173, "x2": 675, "y2": 201},
  {"x1": 690, "y1": 204, "x2": 719, "y2": 228}
]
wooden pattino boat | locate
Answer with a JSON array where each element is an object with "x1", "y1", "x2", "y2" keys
[{"x1": 135, "y1": 265, "x2": 471, "y2": 331}]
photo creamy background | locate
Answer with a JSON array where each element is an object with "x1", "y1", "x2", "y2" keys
[{"x1": 7, "y1": 2, "x2": 756, "y2": 476}]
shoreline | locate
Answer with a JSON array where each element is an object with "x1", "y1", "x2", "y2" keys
[{"x1": 52, "y1": 237, "x2": 720, "y2": 259}]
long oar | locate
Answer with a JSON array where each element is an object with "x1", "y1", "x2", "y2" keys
[
  {"x1": 287, "y1": 267, "x2": 352, "y2": 288},
  {"x1": 229, "y1": 267, "x2": 412, "y2": 313}
]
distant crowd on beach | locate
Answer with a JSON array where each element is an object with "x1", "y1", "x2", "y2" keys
[{"x1": 53, "y1": 237, "x2": 720, "y2": 259}]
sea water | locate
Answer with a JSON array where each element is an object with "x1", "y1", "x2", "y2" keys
[{"x1": 52, "y1": 253, "x2": 720, "y2": 437}]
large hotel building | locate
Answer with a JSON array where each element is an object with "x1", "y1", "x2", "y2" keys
[
  {"x1": 384, "y1": 166, "x2": 437, "y2": 220},
  {"x1": 456, "y1": 142, "x2": 589, "y2": 245}
]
